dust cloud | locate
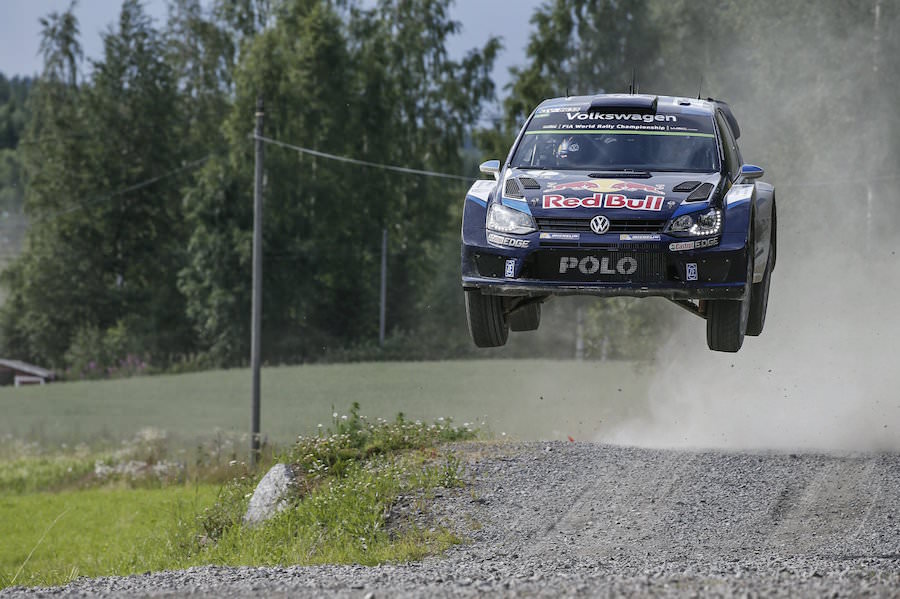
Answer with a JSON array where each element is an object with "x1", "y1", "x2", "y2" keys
[
  {"x1": 605, "y1": 245, "x2": 900, "y2": 451},
  {"x1": 601, "y1": 9, "x2": 900, "y2": 452}
]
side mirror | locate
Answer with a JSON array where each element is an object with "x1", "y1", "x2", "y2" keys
[
  {"x1": 479, "y1": 159, "x2": 501, "y2": 180},
  {"x1": 740, "y1": 164, "x2": 764, "y2": 180}
]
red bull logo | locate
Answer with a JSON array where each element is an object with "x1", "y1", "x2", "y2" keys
[
  {"x1": 545, "y1": 180, "x2": 608, "y2": 193},
  {"x1": 547, "y1": 179, "x2": 666, "y2": 195},
  {"x1": 609, "y1": 181, "x2": 666, "y2": 194},
  {"x1": 542, "y1": 193, "x2": 665, "y2": 211}
]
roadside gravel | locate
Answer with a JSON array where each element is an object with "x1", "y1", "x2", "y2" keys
[{"x1": 5, "y1": 441, "x2": 900, "y2": 597}]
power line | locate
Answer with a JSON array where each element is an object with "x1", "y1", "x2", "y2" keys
[
  {"x1": 254, "y1": 134, "x2": 475, "y2": 182},
  {"x1": 29, "y1": 155, "x2": 213, "y2": 225},
  {"x1": 257, "y1": 133, "x2": 900, "y2": 189}
]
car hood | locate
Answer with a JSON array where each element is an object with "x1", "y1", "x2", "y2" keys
[{"x1": 505, "y1": 169, "x2": 722, "y2": 220}]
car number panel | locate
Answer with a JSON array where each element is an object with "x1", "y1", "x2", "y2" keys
[{"x1": 532, "y1": 250, "x2": 666, "y2": 283}]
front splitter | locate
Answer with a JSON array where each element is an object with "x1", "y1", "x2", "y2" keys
[{"x1": 462, "y1": 276, "x2": 746, "y2": 300}]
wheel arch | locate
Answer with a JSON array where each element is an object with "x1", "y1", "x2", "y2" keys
[
  {"x1": 751, "y1": 182, "x2": 775, "y2": 281},
  {"x1": 770, "y1": 194, "x2": 777, "y2": 271}
]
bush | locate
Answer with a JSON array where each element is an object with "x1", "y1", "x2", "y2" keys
[
  {"x1": 63, "y1": 321, "x2": 151, "y2": 380},
  {"x1": 193, "y1": 403, "x2": 475, "y2": 549}
]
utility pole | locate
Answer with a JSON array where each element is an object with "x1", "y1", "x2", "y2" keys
[
  {"x1": 379, "y1": 228, "x2": 387, "y2": 347},
  {"x1": 575, "y1": 305, "x2": 584, "y2": 361},
  {"x1": 250, "y1": 96, "x2": 264, "y2": 467}
]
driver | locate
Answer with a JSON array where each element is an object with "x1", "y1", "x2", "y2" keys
[{"x1": 554, "y1": 135, "x2": 597, "y2": 168}]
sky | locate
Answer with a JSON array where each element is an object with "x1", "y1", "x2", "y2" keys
[{"x1": 0, "y1": 0, "x2": 541, "y2": 97}]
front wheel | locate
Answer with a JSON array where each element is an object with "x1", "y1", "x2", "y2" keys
[
  {"x1": 706, "y1": 244, "x2": 753, "y2": 352},
  {"x1": 706, "y1": 299, "x2": 749, "y2": 352},
  {"x1": 465, "y1": 291, "x2": 509, "y2": 348}
]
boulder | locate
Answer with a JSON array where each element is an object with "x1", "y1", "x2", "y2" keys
[{"x1": 242, "y1": 463, "x2": 296, "y2": 527}]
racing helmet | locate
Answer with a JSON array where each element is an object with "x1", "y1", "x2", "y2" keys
[{"x1": 555, "y1": 136, "x2": 581, "y2": 162}]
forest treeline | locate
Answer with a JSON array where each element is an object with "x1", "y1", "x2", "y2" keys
[{"x1": 0, "y1": 0, "x2": 897, "y2": 377}]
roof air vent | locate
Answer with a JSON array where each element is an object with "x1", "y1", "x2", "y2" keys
[{"x1": 588, "y1": 95, "x2": 658, "y2": 114}]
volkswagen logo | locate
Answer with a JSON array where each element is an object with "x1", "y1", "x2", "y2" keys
[{"x1": 590, "y1": 215, "x2": 610, "y2": 234}]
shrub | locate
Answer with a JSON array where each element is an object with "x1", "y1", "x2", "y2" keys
[{"x1": 63, "y1": 322, "x2": 151, "y2": 380}]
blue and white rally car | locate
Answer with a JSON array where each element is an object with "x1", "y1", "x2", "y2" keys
[{"x1": 461, "y1": 94, "x2": 776, "y2": 352}]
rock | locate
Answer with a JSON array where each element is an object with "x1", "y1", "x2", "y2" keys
[{"x1": 243, "y1": 463, "x2": 296, "y2": 527}]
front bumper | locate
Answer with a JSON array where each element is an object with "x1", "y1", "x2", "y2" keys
[{"x1": 461, "y1": 238, "x2": 749, "y2": 300}]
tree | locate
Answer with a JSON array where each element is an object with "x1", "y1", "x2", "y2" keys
[
  {"x1": 0, "y1": 2, "x2": 87, "y2": 364},
  {"x1": 166, "y1": 0, "x2": 236, "y2": 155},
  {"x1": 1, "y1": 0, "x2": 194, "y2": 367},
  {"x1": 505, "y1": 0, "x2": 661, "y2": 129},
  {"x1": 38, "y1": 1, "x2": 83, "y2": 88},
  {"x1": 178, "y1": 0, "x2": 499, "y2": 365},
  {"x1": 0, "y1": 75, "x2": 33, "y2": 266}
]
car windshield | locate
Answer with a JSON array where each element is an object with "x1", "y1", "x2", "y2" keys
[{"x1": 511, "y1": 106, "x2": 720, "y2": 173}]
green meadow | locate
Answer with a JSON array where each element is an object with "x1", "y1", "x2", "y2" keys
[
  {"x1": 0, "y1": 360, "x2": 649, "y2": 446},
  {"x1": 0, "y1": 485, "x2": 220, "y2": 588},
  {"x1": 0, "y1": 403, "x2": 478, "y2": 590}
]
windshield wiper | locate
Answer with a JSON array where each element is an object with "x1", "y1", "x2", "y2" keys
[{"x1": 588, "y1": 170, "x2": 652, "y2": 178}]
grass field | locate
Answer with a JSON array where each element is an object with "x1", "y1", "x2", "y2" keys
[
  {"x1": 0, "y1": 360, "x2": 650, "y2": 447},
  {"x1": 0, "y1": 484, "x2": 220, "y2": 588},
  {"x1": 0, "y1": 410, "x2": 475, "y2": 589}
]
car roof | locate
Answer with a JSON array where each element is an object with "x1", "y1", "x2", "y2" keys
[
  {"x1": 535, "y1": 93, "x2": 741, "y2": 138},
  {"x1": 536, "y1": 94, "x2": 716, "y2": 114}
]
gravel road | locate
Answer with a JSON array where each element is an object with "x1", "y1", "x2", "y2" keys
[{"x1": 6, "y1": 441, "x2": 900, "y2": 597}]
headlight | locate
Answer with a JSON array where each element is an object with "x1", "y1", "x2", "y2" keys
[
  {"x1": 486, "y1": 203, "x2": 536, "y2": 235},
  {"x1": 667, "y1": 208, "x2": 722, "y2": 236}
]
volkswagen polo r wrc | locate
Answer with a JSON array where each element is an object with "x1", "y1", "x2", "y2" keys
[{"x1": 461, "y1": 94, "x2": 776, "y2": 352}]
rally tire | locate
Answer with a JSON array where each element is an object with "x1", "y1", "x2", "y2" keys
[
  {"x1": 465, "y1": 291, "x2": 509, "y2": 348},
  {"x1": 509, "y1": 302, "x2": 541, "y2": 332},
  {"x1": 746, "y1": 250, "x2": 772, "y2": 337},
  {"x1": 706, "y1": 240, "x2": 753, "y2": 352},
  {"x1": 706, "y1": 300, "x2": 746, "y2": 352}
]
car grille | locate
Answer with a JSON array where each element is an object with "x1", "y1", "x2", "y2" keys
[{"x1": 535, "y1": 217, "x2": 667, "y2": 233}]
